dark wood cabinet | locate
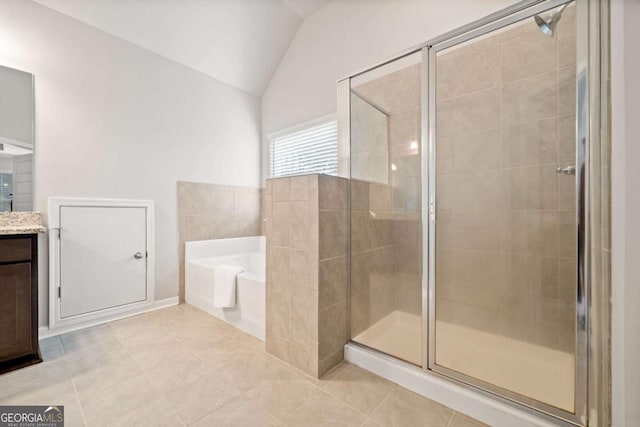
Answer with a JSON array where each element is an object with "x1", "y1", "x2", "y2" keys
[{"x1": 0, "y1": 234, "x2": 41, "y2": 374}]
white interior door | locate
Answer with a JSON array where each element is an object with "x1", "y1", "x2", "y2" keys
[{"x1": 59, "y1": 206, "x2": 147, "y2": 318}]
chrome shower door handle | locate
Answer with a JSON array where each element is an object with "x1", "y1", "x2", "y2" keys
[
  {"x1": 556, "y1": 165, "x2": 576, "y2": 175},
  {"x1": 134, "y1": 252, "x2": 144, "y2": 259}
]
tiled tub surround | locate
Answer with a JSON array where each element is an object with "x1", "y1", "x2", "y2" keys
[
  {"x1": 264, "y1": 174, "x2": 349, "y2": 378},
  {"x1": 0, "y1": 305, "x2": 486, "y2": 427},
  {"x1": 177, "y1": 181, "x2": 262, "y2": 301},
  {"x1": 0, "y1": 211, "x2": 45, "y2": 234}
]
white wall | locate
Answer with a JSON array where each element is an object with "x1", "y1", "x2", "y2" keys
[
  {"x1": 0, "y1": 157, "x2": 12, "y2": 172},
  {"x1": 261, "y1": 0, "x2": 518, "y2": 161},
  {"x1": 611, "y1": 0, "x2": 640, "y2": 425},
  {"x1": 0, "y1": 0, "x2": 261, "y2": 326}
]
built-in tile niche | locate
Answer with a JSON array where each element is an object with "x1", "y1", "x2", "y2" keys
[
  {"x1": 177, "y1": 181, "x2": 262, "y2": 301},
  {"x1": 264, "y1": 174, "x2": 349, "y2": 378}
]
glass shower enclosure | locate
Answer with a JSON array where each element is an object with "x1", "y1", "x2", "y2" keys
[
  {"x1": 346, "y1": 0, "x2": 590, "y2": 425},
  {"x1": 349, "y1": 52, "x2": 423, "y2": 366}
]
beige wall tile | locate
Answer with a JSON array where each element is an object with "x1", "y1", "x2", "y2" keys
[
  {"x1": 501, "y1": 29, "x2": 557, "y2": 83},
  {"x1": 559, "y1": 66, "x2": 576, "y2": 116},
  {"x1": 502, "y1": 71, "x2": 558, "y2": 127},
  {"x1": 453, "y1": 87, "x2": 501, "y2": 135},
  {"x1": 289, "y1": 175, "x2": 309, "y2": 201},
  {"x1": 290, "y1": 296, "x2": 310, "y2": 347},
  {"x1": 289, "y1": 249, "x2": 311, "y2": 300},
  {"x1": 290, "y1": 201, "x2": 311, "y2": 250},
  {"x1": 287, "y1": 341, "x2": 313, "y2": 376},
  {"x1": 235, "y1": 191, "x2": 260, "y2": 217},
  {"x1": 350, "y1": 251, "x2": 371, "y2": 296},
  {"x1": 319, "y1": 210, "x2": 347, "y2": 260},
  {"x1": 273, "y1": 178, "x2": 290, "y2": 202},
  {"x1": 269, "y1": 246, "x2": 290, "y2": 295},
  {"x1": 558, "y1": 31, "x2": 577, "y2": 68},
  {"x1": 271, "y1": 202, "x2": 291, "y2": 246},
  {"x1": 318, "y1": 175, "x2": 348, "y2": 210},
  {"x1": 265, "y1": 332, "x2": 289, "y2": 365},
  {"x1": 318, "y1": 302, "x2": 347, "y2": 360},
  {"x1": 503, "y1": 120, "x2": 558, "y2": 167},
  {"x1": 177, "y1": 181, "x2": 263, "y2": 301},
  {"x1": 369, "y1": 182, "x2": 392, "y2": 212},
  {"x1": 350, "y1": 291, "x2": 371, "y2": 338},
  {"x1": 351, "y1": 211, "x2": 372, "y2": 254},
  {"x1": 558, "y1": 114, "x2": 576, "y2": 163},
  {"x1": 436, "y1": 57, "x2": 454, "y2": 101},
  {"x1": 318, "y1": 347, "x2": 344, "y2": 378},
  {"x1": 319, "y1": 256, "x2": 348, "y2": 310},
  {"x1": 452, "y1": 44, "x2": 501, "y2": 96},
  {"x1": 557, "y1": 210, "x2": 576, "y2": 257},
  {"x1": 454, "y1": 128, "x2": 502, "y2": 171},
  {"x1": 271, "y1": 290, "x2": 290, "y2": 340},
  {"x1": 351, "y1": 179, "x2": 370, "y2": 211},
  {"x1": 436, "y1": 99, "x2": 454, "y2": 139}
]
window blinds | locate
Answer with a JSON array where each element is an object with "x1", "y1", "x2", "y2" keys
[{"x1": 270, "y1": 120, "x2": 338, "y2": 178}]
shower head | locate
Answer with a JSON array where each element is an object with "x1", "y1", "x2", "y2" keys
[{"x1": 534, "y1": 4, "x2": 568, "y2": 37}]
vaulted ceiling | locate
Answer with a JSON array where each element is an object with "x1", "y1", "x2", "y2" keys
[{"x1": 33, "y1": 0, "x2": 332, "y2": 96}]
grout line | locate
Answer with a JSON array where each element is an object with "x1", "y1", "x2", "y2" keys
[
  {"x1": 319, "y1": 365, "x2": 392, "y2": 421},
  {"x1": 110, "y1": 317, "x2": 188, "y2": 427},
  {"x1": 360, "y1": 384, "x2": 397, "y2": 426},
  {"x1": 60, "y1": 337, "x2": 89, "y2": 427},
  {"x1": 446, "y1": 410, "x2": 456, "y2": 427}
]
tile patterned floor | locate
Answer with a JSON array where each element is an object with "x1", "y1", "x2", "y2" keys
[{"x1": 0, "y1": 305, "x2": 487, "y2": 426}]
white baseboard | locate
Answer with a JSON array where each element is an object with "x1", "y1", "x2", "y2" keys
[
  {"x1": 344, "y1": 342, "x2": 573, "y2": 427},
  {"x1": 39, "y1": 296, "x2": 179, "y2": 339}
]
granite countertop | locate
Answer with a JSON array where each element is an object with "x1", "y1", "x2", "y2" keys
[{"x1": 0, "y1": 212, "x2": 46, "y2": 235}]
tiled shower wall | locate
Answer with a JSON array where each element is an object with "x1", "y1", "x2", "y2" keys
[
  {"x1": 264, "y1": 174, "x2": 349, "y2": 378},
  {"x1": 350, "y1": 179, "x2": 422, "y2": 339},
  {"x1": 434, "y1": 7, "x2": 577, "y2": 352},
  {"x1": 177, "y1": 181, "x2": 262, "y2": 301}
]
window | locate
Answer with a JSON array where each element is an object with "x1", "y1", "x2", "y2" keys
[
  {"x1": 0, "y1": 173, "x2": 12, "y2": 212},
  {"x1": 270, "y1": 119, "x2": 338, "y2": 178}
]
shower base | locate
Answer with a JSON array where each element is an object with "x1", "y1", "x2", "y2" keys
[
  {"x1": 352, "y1": 311, "x2": 422, "y2": 366},
  {"x1": 436, "y1": 321, "x2": 575, "y2": 413},
  {"x1": 351, "y1": 310, "x2": 574, "y2": 413}
]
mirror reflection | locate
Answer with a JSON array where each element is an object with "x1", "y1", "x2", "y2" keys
[{"x1": 0, "y1": 64, "x2": 34, "y2": 212}]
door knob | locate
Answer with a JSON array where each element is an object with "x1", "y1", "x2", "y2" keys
[
  {"x1": 134, "y1": 252, "x2": 144, "y2": 259},
  {"x1": 556, "y1": 165, "x2": 576, "y2": 175}
]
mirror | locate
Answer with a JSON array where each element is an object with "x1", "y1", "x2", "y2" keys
[{"x1": 0, "y1": 64, "x2": 34, "y2": 212}]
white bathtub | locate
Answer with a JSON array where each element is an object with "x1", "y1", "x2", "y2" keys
[{"x1": 185, "y1": 236, "x2": 265, "y2": 341}]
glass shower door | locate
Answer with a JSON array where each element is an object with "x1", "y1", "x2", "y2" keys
[
  {"x1": 349, "y1": 52, "x2": 423, "y2": 366},
  {"x1": 428, "y1": 0, "x2": 584, "y2": 421}
]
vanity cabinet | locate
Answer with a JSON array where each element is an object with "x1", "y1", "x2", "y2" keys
[{"x1": 0, "y1": 234, "x2": 41, "y2": 374}]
